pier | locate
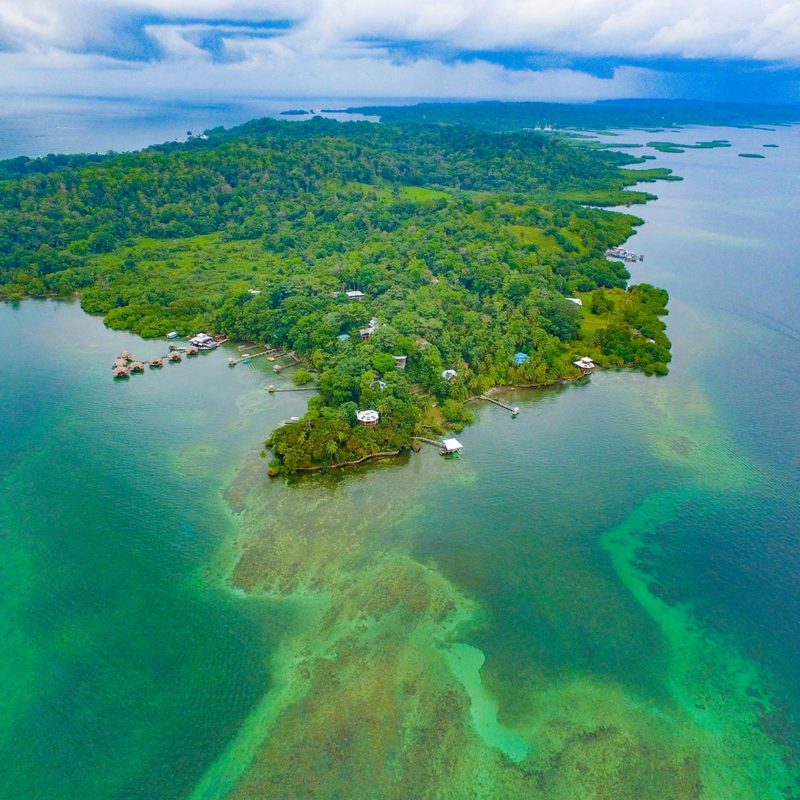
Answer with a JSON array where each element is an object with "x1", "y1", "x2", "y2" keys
[
  {"x1": 414, "y1": 436, "x2": 444, "y2": 448},
  {"x1": 478, "y1": 395, "x2": 520, "y2": 416},
  {"x1": 413, "y1": 436, "x2": 464, "y2": 456},
  {"x1": 229, "y1": 347, "x2": 298, "y2": 367},
  {"x1": 267, "y1": 385, "x2": 316, "y2": 393}
]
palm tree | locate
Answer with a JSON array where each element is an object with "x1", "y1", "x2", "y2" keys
[{"x1": 325, "y1": 439, "x2": 339, "y2": 462}]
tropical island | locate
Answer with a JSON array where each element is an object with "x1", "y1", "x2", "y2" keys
[
  {"x1": 343, "y1": 99, "x2": 800, "y2": 131},
  {"x1": 647, "y1": 140, "x2": 731, "y2": 153},
  {"x1": 0, "y1": 114, "x2": 672, "y2": 473}
]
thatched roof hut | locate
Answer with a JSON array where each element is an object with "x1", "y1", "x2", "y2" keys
[
  {"x1": 113, "y1": 358, "x2": 127, "y2": 370},
  {"x1": 118, "y1": 351, "x2": 133, "y2": 361},
  {"x1": 129, "y1": 361, "x2": 145, "y2": 373},
  {"x1": 167, "y1": 351, "x2": 182, "y2": 362},
  {"x1": 186, "y1": 346, "x2": 199, "y2": 357},
  {"x1": 112, "y1": 366, "x2": 129, "y2": 378},
  {"x1": 149, "y1": 358, "x2": 164, "y2": 368}
]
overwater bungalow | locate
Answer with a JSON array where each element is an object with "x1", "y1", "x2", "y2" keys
[
  {"x1": 112, "y1": 365, "x2": 129, "y2": 378},
  {"x1": 113, "y1": 358, "x2": 128, "y2": 369},
  {"x1": 118, "y1": 351, "x2": 133, "y2": 361},
  {"x1": 129, "y1": 361, "x2": 145, "y2": 373},
  {"x1": 167, "y1": 351, "x2": 182, "y2": 363},
  {"x1": 441, "y1": 438, "x2": 463, "y2": 456},
  {"x1": 149, "y1": 358, "x2": 164, "y2": 368},
  {"x1": 185, "y1": 346, "x2": 199, "y2": 357},
  {"x1": 189, "y1": 333, "x2": 218, "y2": 349}
]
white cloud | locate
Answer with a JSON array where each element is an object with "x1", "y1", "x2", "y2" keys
[
  {"x1": 2, "y1": 0, "x2": 799, "y2": 59},
  {"x1": 0, "y1": 0, "x2": 797, "y2": 101},
  {"x1": 0, "y1": 42, "x2": 669, "y2": 101}
]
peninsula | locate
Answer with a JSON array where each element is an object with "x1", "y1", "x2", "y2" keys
[{"x1": 0, "y1": 115, "x2": 672, "y2": 473}]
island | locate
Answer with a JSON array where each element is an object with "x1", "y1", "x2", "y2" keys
[
  {"x1": 647, "y1": 140, "x2": 731, "y2": 154},
  {"x1": 0, "y1": 114, "x2": 672, "y2": 474},
  {"x1": 738, "y1": 153, "x2": 766, "y2": 158},
  {"x1": 343, "y1": 99, "x2": 800, "y2": 131}
]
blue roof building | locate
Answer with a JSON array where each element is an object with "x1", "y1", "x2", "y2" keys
[{"x1": 514, "y1": 352, "x2": 529, "y2": 366}]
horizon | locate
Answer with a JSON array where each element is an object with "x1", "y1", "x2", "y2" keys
[{"x1": 2, "y1": 1, "x2": 799, "y2": 105}]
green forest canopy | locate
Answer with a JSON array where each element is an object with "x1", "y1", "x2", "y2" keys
[
  {"x1": 344, "y1": 99, "x2": 800, "y2": 132},
  {"x1": 0, "y1": 116, "x2": 673, "y2": 472}
]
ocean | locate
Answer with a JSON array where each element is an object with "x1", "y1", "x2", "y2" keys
[{"x1": 0, "y1": 115, "x2": 798, "y2": 798}]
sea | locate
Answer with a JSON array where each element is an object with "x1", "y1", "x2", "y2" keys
[{"x1": 0, "y1": 102, "x2": 798, "y2": 798}]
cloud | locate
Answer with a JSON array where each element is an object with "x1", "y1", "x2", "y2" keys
[{"x1": 0, "y1": 0, "x2": 798, "y2": 101}]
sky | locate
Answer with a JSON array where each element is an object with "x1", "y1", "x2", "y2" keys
[{"x1": 1, "y1": 0, "x2": 799, "y2": 103}]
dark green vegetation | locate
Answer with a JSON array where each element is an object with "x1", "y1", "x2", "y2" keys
[
  {"x1": 347, "y1": 99, "x2": 800, "y2": 132},
  {"x1": 763, "y1": 144, "x2": 780, "y2": 148},
  {"x1": 738, "y1": 153, "x2": 766, "y2": 159},
  {"x1": 0, "y1": 116, "x2": 671, "y2": 472},
  {"x1": 647, "y1": 140, "x2": 731, "y2": 154}
]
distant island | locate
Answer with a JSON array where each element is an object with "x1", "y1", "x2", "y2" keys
[
  {"x1": 279, "y1": 109, "x2": 312, "y2": 116},
  {"x1": 738, "y1": 153, "x2": 766, "y2": 158},
  {"x1": 647, "y1": 140, "x2": 731, "y2": 154},
  {"x1": 0, "y1": 111, "x2": 676, "y2": 474},
  {"x1": 344, "y1": 99, "x2": 800, "y2": 132}
]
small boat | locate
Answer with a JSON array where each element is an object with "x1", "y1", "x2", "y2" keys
[
  {"x1": 166, "y1": 331, "x2": 179, "y2": 340},
  {"x1": 241, "y1": 353, "x2": 252, "y2": 364}
]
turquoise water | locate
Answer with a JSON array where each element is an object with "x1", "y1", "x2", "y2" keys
[
  {"x1": 0, "y1": 304, "x2": 310, "y2": 798},
  {"x1": 2, "y1": 125, "x2": 800, "y2": 797}
]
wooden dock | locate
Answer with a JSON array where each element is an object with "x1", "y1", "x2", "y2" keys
[
  {"x1": 229, "y1": 350, "x2": 270, "y2": 366},
  {"x1": 267, "y1": 385, "x2": 316, "y2": 393},
  {"x1": 479, "y1": 395, "x2": 520, "y2": 416},
  {"x1": 414, "y1": 436, "x2": 444, "y2": 448},
  {"x1": 229, "y1": 347, "x2": 294, "y2": 367}
]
